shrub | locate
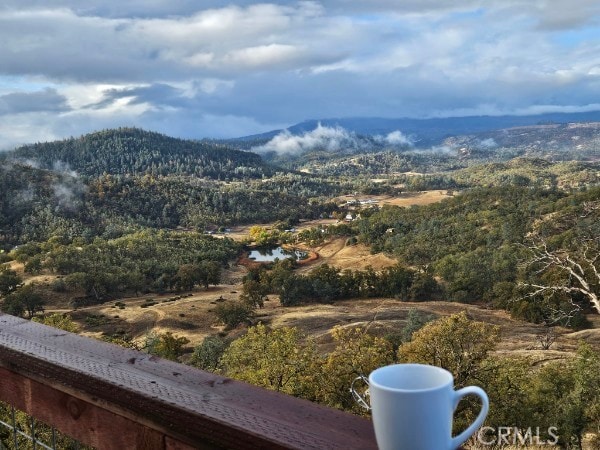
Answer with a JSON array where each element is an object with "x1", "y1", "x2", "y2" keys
[
  {"x1": 190, "y1": 335, "x2": 229, "y2": 371},
  {"x1": 214, "y1": 301, "x2": 254, "y2": 329},
  {"x1": 32, "y1": 313, "x2": 78, "y2": 333},
  {"x1": 144, "y1": 331, "x2": 190, "y2": 361},
  {"x1": 51, "y1": 278, "x2": 67, "y2": 292}
]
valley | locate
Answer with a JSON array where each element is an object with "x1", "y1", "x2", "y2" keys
[
  {"x1": 2, "y1": 124, "x2": 600, "y2": 447},
  {"x1": 8, "y1": 223, "x2": 600, "y2": 362},
  {"x1": 2, "y1": 127, "x2": 599, "y2": 353},
  {"x1": 3, "y1": 3, "x2": 600, "y2": 448},
  {"x1": 11, "y1": 236, "x2": 597, "y2": 370}
]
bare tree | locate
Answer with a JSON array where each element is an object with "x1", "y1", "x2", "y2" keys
[
  {"x1": 580, "y1": 200, "x2": 600, "y2": 218},
  {"x1": 537, "y1": 327, "x2": 557, "y2": 350},
  {"x1": 520, "y1": 237, "x2": 600, "y2": 323}
]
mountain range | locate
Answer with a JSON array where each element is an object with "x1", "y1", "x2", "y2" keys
[{"x1": 234, "y1": 111, "x2": 600, "y2": 146}]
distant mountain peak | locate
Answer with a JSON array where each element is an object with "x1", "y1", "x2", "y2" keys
[{"x1": 235, "y1": 111, "x2": 600, "y2": 147}]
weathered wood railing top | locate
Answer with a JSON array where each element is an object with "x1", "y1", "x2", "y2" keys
[{"x1": 0, "y1": 313, "x2": 377, "y2": 450}]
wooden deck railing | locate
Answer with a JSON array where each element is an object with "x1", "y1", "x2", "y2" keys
[{"x1": 0, "y1": 313, "x2": 377, "y2": 450}]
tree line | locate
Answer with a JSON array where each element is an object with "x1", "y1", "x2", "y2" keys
[
  {"x1": 1, "y1": 231, "x2": 238, "y2": 311},
  {"x1": 241, "y1": 260, "x2": 440, "y2": 307},
  {"x1": 0, "y1": 163, "x2": 338, "y2": 246}
]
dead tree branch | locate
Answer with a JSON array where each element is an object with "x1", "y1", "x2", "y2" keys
[{"x1": 519, "y1": 237, "x2": 600, "y2": 320}]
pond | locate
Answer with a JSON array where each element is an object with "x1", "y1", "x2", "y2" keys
[{"x1": 248, "y1": 246, "x2": 307, "y2": 262}]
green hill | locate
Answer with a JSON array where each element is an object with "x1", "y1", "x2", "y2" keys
[{"x1": 4, "y1": 128, "x2": 270, "y2": 179}]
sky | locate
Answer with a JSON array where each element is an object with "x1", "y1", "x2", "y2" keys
[{"x1": 0, "y1": 0, "x2": 599, "y2": 148}]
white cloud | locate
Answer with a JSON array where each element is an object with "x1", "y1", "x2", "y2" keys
[
  {"x1": 60, "y1": 83, "x2": 131, "y2": 109},
  {"x1": 183, "y1": 53, "x2": 215, "y2": 68},
  {"x1": 252, "y1": 124, "x2": 415, "y2": 154},
  {"x1": 223, "y1": 44, "x2": 305, "y2": 69},
  {"x1": 0, "y1": 1, "x2": 598, "y2": 144},
  {"x1": 0, "y1": 112, "x2": 61, "y2": 150},
  {"x1": 380, "y1": 131, "x2": 414, "y2": 146},
  {"x1": 252, "y1": 124, "x2": 363, "y2": 154}
]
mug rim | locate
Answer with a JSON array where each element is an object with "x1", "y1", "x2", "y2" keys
[{"x1": 368, "y1": 363, "x2": 453, "y2": 393}]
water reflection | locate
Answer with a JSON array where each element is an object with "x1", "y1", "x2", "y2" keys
[{"x1": 248, "y1": 246, "x2": 307, "y2": 262}]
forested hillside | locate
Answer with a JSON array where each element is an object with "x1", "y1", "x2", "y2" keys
[
  {"x1": 0, "y1": 129, "x2": 344, "y2": 246},
  {"x1": 0, "y1": 165, "x2": 338, "y2": 246},
  {"x1": 4, "y1": 128, "x2": 270, "y2": 179},
  {"x1": 355, "y1": 185, "x2": 600, "y2": 326},
  {"x1": 1, "y1": 127, "x2": 599, "y2": 323}
]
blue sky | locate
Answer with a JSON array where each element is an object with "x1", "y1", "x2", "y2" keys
[{"x1": 0, "y1": 0, "x2": 599, "y2": 148}]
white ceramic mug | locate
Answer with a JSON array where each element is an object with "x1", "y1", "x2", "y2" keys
[{"x1": 351, "y1": 364, "x2": 489, "y2": 450}]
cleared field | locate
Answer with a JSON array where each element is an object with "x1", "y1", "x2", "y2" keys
[
  {"x1": 261, "y1": 298, "x2": 596, "y2": 358},
  {"x1": 338, "y1": 190, "x2": 453, "y2": 208},
  {"x1": 378, "y1": 190, "x2": 454, "y2": 206},
  {"x1": 298, "y1": 238, "x2": 397, "y2": 272}
]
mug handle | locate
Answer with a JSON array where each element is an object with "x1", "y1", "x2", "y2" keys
[
  {"x1": 451, "y1": 386, "x2": 489, "y2": 450},
  {"x1": 350, "y1": 375, "x2": 371, "y2": 410}
]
